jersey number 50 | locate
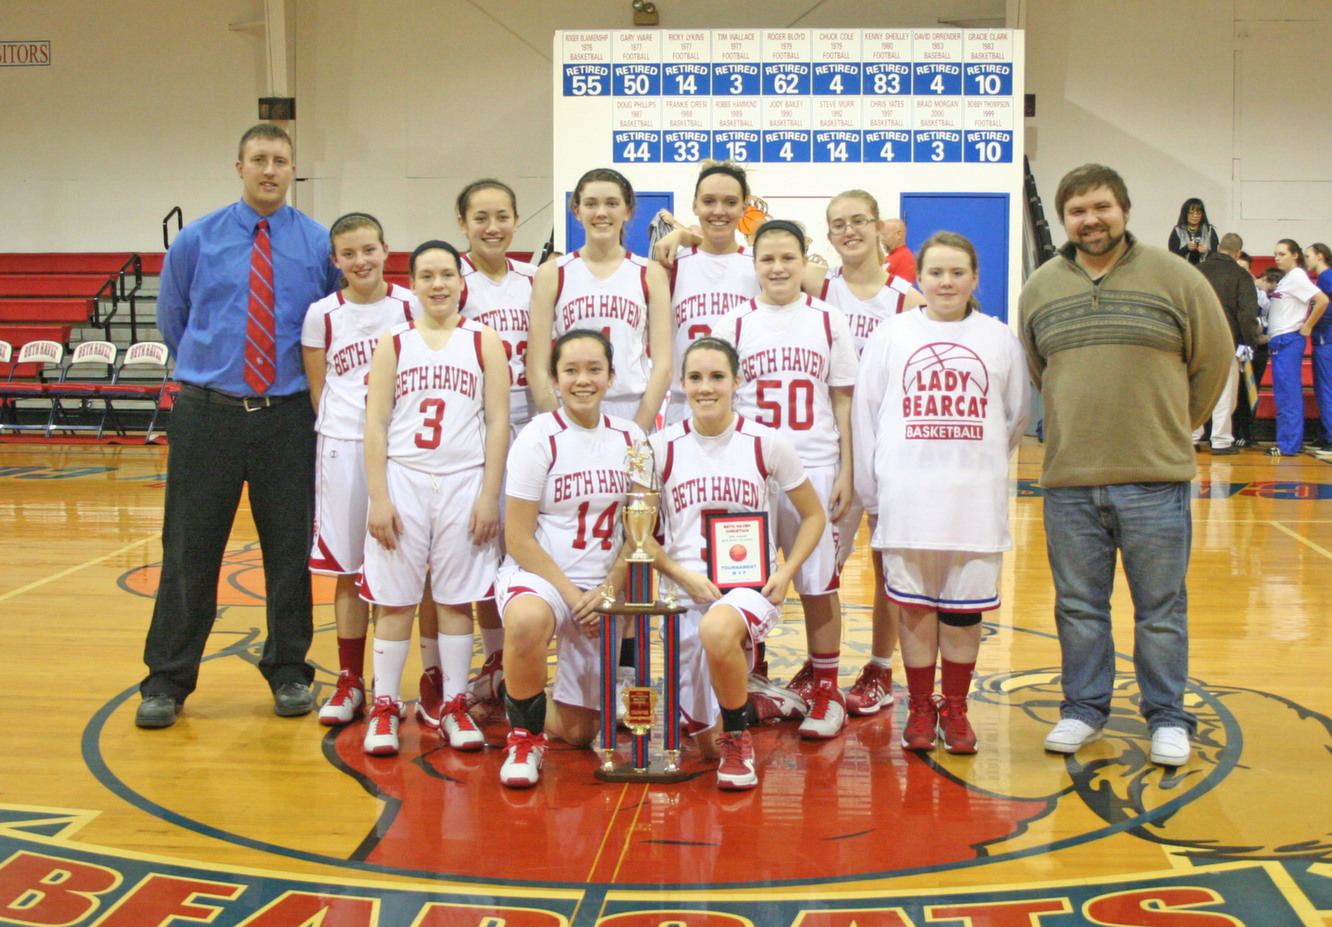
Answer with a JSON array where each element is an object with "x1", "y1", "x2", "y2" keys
[{"x1": 756, "y1": 378, "x2": 815, "y2": 431}]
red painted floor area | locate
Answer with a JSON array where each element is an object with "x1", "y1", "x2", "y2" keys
[{"x1": 330, "y1": 705, "x2": 1050, "y2": 886}]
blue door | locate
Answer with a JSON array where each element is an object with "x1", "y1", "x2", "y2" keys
[
  {"x1": 900, "y1": 193, "x2": 1009, "y2": 322},
  {"x1": 565, "y1": 191, "x2": 675, "y2": 259}
]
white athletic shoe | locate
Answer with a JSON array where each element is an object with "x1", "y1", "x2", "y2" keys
[
  {"x1": 747, "y1": 673, "x2": 806, "y2": 723},
  {"x1": 363, "y1": 695, "x2": 402, "y2": 756},
  {"x1": 440, "y1": 694, "x2": 485, "y2": 751},
  {"x1": 1149, "y1": 726, "x2": 1190, "y2": 766},
  {"x1": 500, "y1": 728, "x2": 548, "y2": 788},
  {"x1": 1043, "y1": 718, "x2": 1102, "y2": 754},
  {"x1": 798, "y1": 679, "x2": 848, "y2": 740},
  {"x1": 318, "y1": 671, "x2": 365, "y2": 726}
]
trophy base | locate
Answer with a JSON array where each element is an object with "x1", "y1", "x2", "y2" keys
[{"x1": 594, "y1": 760, "x2": 691, "y2": 784}]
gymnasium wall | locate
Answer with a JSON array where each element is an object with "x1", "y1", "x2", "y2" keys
[{"x1": 2, "y1": 0, "x2": 1329, "y2": 258}]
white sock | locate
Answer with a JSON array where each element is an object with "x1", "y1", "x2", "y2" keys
[
  {"x1": 481, "y1": 626, "x2": 505, "y2": 657},
  {"x1": 372, "y1": 638, "x2": 411, "y2": 704},
  {"x1": 419, "y1": 634, "x2": 441, "y2": 673},
  {"x1": 438, "y1": 633, "x2": 475, "y2": 700},
  {"x1": 869, "y1": 654, "x2": 892, "y2": 670}
]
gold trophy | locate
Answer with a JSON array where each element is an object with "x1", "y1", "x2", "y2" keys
[{"x1": 595, "y1": 440, "x2": 687, "y2": 782}]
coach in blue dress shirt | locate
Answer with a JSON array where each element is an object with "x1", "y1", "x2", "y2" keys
[{"x1": 136, "y1": 124, "x2": 340, "y2": 729}]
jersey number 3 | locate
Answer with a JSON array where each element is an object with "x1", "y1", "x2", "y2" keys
[{"x1": 415, "y1": 398, "x2": 446, "y2": 449}]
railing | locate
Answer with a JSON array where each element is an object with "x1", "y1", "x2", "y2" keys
[
  {"x1": 92, "y1": 254, "x2": 147, "y2": 342},
  {"x1": 162, "y1": 206, "x2": 183, "y2": 250},
  {"x1": 1021, "y1": 156, "x2": 1058, "y2": 281}
]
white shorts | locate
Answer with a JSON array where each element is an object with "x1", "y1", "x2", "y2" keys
[
  {"x1": 771, "y1": 463, "x2": 841, "y2": 596},
  {"x1": 358, "y1": 463, "x2": 499, "y2": 607},
  {"x1": 834, "y1": 493, "x2": 864, "y2": 568},
  {"x1": 600, "y1": 397, "x2": 642, "y2": 426},
  {"x1": 310, "y1": 435, "x2": 368, "y2": 575},
  {"x1": 881, "y1": 548, "x2": 1002, "y2": 613},
  {"x1": 678, "y1": 587, "x2": 781, "y2": 730},
  {"x1": 494, "y1": 565, "x2": 618, "y2": 711}
]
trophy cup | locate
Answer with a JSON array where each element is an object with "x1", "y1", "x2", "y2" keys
[{"x1": 595, "y1": 440, "x2": 688, "y2": 783}]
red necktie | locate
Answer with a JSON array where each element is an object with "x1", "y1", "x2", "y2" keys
[{"x1": 244, "y1": 218, "x2": 277, "y2": 394}]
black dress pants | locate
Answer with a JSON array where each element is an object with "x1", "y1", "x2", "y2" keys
[{"x1": 140, "y1": 387, "x2": 316, "y2": 701}]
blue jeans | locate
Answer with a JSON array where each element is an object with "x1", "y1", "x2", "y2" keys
[
  {"x1": 1269, "y1": 331, "x2": 1306, "y2": 454},
  {"x1": 1311, "y1": 329, "x2": 1332, "y2": 443},
  {"x1": 1043, "y1": 483, "x2": 1195, "y2": 733}
]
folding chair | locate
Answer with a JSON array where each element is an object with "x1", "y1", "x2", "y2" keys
[
  {"x1": 0, "y1": 340, "x2": 64, "y2": 435},
  {"x1": 98, "y1": 341, "x2": 172, "y2": 443},
  {"x1": 46, "y1": 340, "x2": 118, "y2": 438}
]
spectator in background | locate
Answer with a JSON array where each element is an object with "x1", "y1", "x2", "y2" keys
[
  {"x1": 880, "y1": 218, "x2": 916, "y2": 283},
  {"x1": 1304, "y1": 243, "x2": 1332, "y2": 454},
  {"x1": 1266, "y1": 240, "x2": 1329, "y2": 457},
  {"x1": 1231, "y1": 252, "x2": 1269, "y2": 447},
  {"x1": 1168, "y1": 198, "x2": 1218, "y2": 266},
  {"x1": 1193, "y1": 233, "x2": 1261, "y2": 455}
]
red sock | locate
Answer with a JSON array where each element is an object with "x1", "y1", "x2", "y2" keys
[
  {"x1": 338, "y1": 635, "x2": 366, "y2": 680},
  {"x1": 810, "y1": 650, "x2": 840, "y2": 686},
  {"x1": 904, "y1": 664, "x2": 936, "y2": 701},
  {"x1": 940, "y1": 658, "x2": 975, "y2": 699}
]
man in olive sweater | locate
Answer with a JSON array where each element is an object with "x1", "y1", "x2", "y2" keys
[{"x1": 1019, "y1": 164, "x2": 1232, "y2": 768}]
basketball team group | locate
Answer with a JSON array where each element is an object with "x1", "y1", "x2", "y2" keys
[{"x1": 135, "y1": 125, "x2": 1239, "y2": 793}]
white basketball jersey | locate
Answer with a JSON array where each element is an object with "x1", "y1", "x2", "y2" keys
[
  {"x1": 820, "y1": 269, "x2": 914, "y2": 356},
  {"x1": 504, "y1": 411, "x2": 646, "y2": 587},
  {"x1": 460, "y1": 254, "x2": 536, "y2": 426},
  {"x1": 385, "y1": 318, "x2": 488, "y2": 474},
  {"x1": 713, "y1": 295, "x2": 859, "y2": 468},
  {"x1": 553, "y1": 251, "x2": 652, "y2": 405},
  {"x1": 669, "y1": 246, "x2": 759, "y2": 364},
  {"x1": 650, "y1": 416, "x2": 805, "y2": 606},
  {"x1": 302, "y1": 283, "x2": 415, "y2": 440}
]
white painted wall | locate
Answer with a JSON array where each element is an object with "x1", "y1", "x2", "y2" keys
[{"x1": 3, "y1": 0, "x2": 1329, "y2": 259}]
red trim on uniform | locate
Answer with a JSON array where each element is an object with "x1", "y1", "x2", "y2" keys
[
  {"x1": 356, "y1": 571, "x2": 377, "y2": 603},
  {"x1": 639, "y1": 261, "x2": 650, "y2": 304},
  {"x1": 323, "y1": 313, "x2": 333, "y2": 349},
  {"x1": 400, "y1": 297, "x2": 413, "y2": 323},
  {"x1": 392, "y1": 331, "x2": 402, "y2": 356},
  {"x1": 309, "y1": 533, "x2": 347, "y2": 575},
  {"x1": 754, "y1": 432, "x2": 769, "y2": 481},
  {"x1": 458, "y1": 283, "x2": 469, "y2": 312},
  {"x1": 819, "y1": 277, "x2": 831, "y2": 301},
  {"x1": 661, "y1": 440, "x2": 675, "y2": 483},
  {"x1": 473, "y1": 327, "x2": 484, "y2": 369},
  {"x1": 821, "y1": 305, "x2": 833, "y2": 348},
  {"x1": 336, "y1": 290, "x2": 346, "y2": 306},
  {"x1": 554, "y1": 259, "x2": 566, "y2": 306}
]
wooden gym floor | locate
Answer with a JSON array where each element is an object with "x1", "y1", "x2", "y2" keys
[{"x1": 2, "y1": 439, "x2": 1331, "y2": 926}]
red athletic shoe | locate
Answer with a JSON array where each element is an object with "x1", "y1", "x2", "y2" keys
[
  {"x1": 467, "y1": 649, "x2": 504, "y2": 707},
  {"x1": 845, "y1": 663, "x2": 894, "y2": 716},
  {"x1": 784, "y1": 659, "x2": 815, "y2": 704},
  {"x1": 414, "y1": 666, "x2": 444, "y2": 730},
  {"x1": 716, "y1": 729, "x2": 758, "y2": 790},
  {"x1": 938, "y1": 695, "x2": 977, "y2": 754},
  {"x1": 901, "y1": 695, "x2": 940, "y2": 752}
]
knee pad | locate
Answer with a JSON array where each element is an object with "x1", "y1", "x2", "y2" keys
[{"x1": 939, "y1": 610, "x2": 982, "y2": 628}]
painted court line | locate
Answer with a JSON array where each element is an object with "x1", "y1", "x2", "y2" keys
[{"x1": 0, "y1": 535, "x2": 155, "y2": 603}]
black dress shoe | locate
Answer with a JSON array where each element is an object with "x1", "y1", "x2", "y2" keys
[
  {"x1": 135, "y1": 695, "x2": 182, "y2": 729},
  {"x1": 273, "y1": 682, "x2": 315, "y2": 717}
]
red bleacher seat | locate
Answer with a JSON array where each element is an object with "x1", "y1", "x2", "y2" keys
[
  {"x1": 0, "y1": 274, "x2": 109, "y2": 297},
  {"x1": 0, "y1": 299, "x2": 95, "y2": 324},
  {"x1": 0, "y1": 253, "x2": 136, "y2": 275}
]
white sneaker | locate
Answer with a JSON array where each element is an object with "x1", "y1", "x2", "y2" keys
[
  {"x1": 747, "y1": 673, "x2": 807, "y2": 723},
  {"x1": 798, "y1": 679, "x2": 847, "y2": 740},
  {"x1": 615, "y1": 665, "x2": 635, "y2": 728},
  {"x1": 1043, "y1": 717, "x2": 1102, "y2": 754},
  {"x1": 1149, "y1": 726, "x2": 1190, "y2": 766},
  {"x1": 363, "y1": 695, "x2": 402, "y2": 756},
  {"x1": 499, "y1": 728, "x2": 548, "y2": 788},
  {"x1": 440, "y1": 694, "x2": 485, "y2": 751},
  {"x1": 318, "y1": 671, "x2": 365, "y2": 725}
]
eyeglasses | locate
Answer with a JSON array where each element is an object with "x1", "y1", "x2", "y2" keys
[{"x1": 828, "y1": 216, "x2": 874, "y2": 234}]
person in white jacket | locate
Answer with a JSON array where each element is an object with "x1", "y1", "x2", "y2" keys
[{"x1": 851, "y1": 231, "x2": 1030, "y2": 755}]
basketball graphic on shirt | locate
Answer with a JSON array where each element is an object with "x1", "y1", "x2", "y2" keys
[{"x1": 901, "y1": 342, "x2": 990, "y2": 441}]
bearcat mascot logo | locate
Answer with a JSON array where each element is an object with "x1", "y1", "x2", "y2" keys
[{"x1": 901, "y1": 342, "x2": 989, "y2": 440}]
